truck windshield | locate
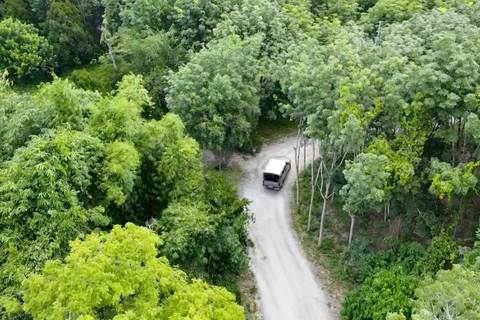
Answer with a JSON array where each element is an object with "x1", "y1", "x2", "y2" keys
[{"x1": 264, "y1": 173, "x2": 279, "y2": 182}]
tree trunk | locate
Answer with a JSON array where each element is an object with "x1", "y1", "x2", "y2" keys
[
  {"x1": 293, "y1": 146, "x2": 299, "y2": 207},
  {"x1": 308, "y1": 145, "x2": 322, "y2": 231},
  {"x1": 318, "y1": 182, "x2": 330, "y2": 247},
  {"x1": 294, "y1": 127, "x2": 302, "y2": 207},
  {"x1": 303, "y1": 136, "x2": 307, "y2": 177},
  {"x1": 383, "y1": 204, "x2": 391, "y2": 222},
  {"x1": 348, "y1": 213, "x2": 355, "y2": 245}
]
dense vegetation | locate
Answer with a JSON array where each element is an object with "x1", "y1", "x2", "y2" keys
[{"x1": 2, "y1": 0, "x2": 480, "y2": 319}]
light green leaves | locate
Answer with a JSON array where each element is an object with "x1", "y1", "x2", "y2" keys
[
  {"x1": 428, "y1": 158, "x2": 478, "y2": 201},
  {"x1": 101, "y1": 141, "x2": 141, "y2": 206},
  {"x1": 88, "y1": 74, "x2": 151, "y2": 142},
  {"x1": 412, "y1": 265, "x2": 480, "y2": 320},
  {"x1": 160, "y1": 279, "x2": 245, "y2": 320},
  {"x1": 22, "y1": 223, "x2": 245, "y2": 320},
  {"x1": 340, "y1": 153, "x2": 390, "y2": 214},
  {"x1": 22, "y1": 223, "x2": 182, "y2": 320}
]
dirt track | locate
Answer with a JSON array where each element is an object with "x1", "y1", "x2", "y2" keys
[{"x1": 233, "y1": 135, "x2": 335, "y2": 320}]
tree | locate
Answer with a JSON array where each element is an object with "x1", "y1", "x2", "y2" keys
[
  {"x1": 88, "y1": 74, "x2": 152, "y2": 143},
  {"x1": 340, "y1": 153, "x2": 390, "y2": 244},
  {"x1": 311, "y1": 0, "x2": 359, "y2": 22},
  {"x1": 342, "y1": 269, "x2": 418, "y2": 320},
  {"x1": 213, "y1": 0, "x2": 293, "y2": 59},
  {"x1": 114, "y1": 29, "x2": 186, "y2": 117},
  {"x1": 273, "y1": 26, "x2": 377, "y2": 245},
  {"x1": 22, "y1": 223, "x2": 245, "y2": 320},
  {"x1": 158, "y1": 197, "x2": 250, "y2": 282},
  {"x1": 0, "y1": 0, "x2": 35, "y2": 23},
  {"x1": 0, "y1": 17, "x2": 56, "y2": 83},
  {"x1": 119, "y1": 113, "x2": 205, "y2": 223},
  {"x1": 427, "y1": 158, "x2": 478, "y2": 235},
  {"x1": 40, "y1": 0, "x2": 99, "y2": 72},
  {"x1": 0, "y1": 130, "x2": 110, "y2": 301},
  {"x1": 101, "y1": 0, "x2": 242, "y2": 49},
  {"x1": 412, "y1": 265, "x2": 480, "y2": 320},
  {"x1": 361, "y1": 0, "x2": 424, "y2": 30},
  {"x1": 0, "y1": 77, "x2": 101, "y2": 161},
  {"x1": 167, "y1": 34, "x2": 263, "y2": 155}
]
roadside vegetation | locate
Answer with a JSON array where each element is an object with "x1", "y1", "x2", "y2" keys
[{"x1": 2, "y1": 0, "x2": 480, "y2": 319}]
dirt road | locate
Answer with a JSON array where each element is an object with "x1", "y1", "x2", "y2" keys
[{"x1": 234, "y1": 135, "x2": 335, "y2": 320}]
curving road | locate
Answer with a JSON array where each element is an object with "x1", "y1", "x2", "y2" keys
[{"x1": 234, "y1": 135, "x2": 335, "y2": 320}]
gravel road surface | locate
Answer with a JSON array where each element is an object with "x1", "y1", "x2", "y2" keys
[{"x1": 234, "y1": 135, "x2": 335, "y2": 320}]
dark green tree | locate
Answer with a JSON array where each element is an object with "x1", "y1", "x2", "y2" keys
[
  {"x1": 167, "y1": 34, "x2": 263, "y2": 154},
  {"x1": 0, "y1": 17, "x2": 56, "y2": 83}
]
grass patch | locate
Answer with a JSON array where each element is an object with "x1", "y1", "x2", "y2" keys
[
  {"x1": 256, "y1": 118, "x2": 298, "y2": 144},
  {"x1": 217, "y1": 163, "x2": 245, "y2": 189},
  {"x1": 238, "y1": 268, "x2": 262, "y2": 320}
]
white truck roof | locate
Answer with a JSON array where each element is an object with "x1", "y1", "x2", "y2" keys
[{"x1": 264, "y1": 158, "x2": 288, "y2": 176}]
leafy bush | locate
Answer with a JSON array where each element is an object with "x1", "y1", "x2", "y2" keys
[
  {"x1": 342, "y1": 239, "x2": 427, "y2": 283},
  {"x1": 416, "y1": 232, "x2": 457, "y2": 276},
  {"x1": 357, "y1": 250, "x2": 395, "y2": 283},
  {"x1": 342, "y1": 269, "x2": 419, "y2": 320},
  {"x1": 0, "y1": 17, "x2": 56, "y2": 83},
  {"x1": 68, "y1": 63, "x2": 118, "y2": 94}
]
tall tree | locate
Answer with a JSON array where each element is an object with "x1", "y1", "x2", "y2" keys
[
  {"x1": 167, "y1": 34, "x2": 263, "y2": 155},
  {"x1": 40, "y1": 0, "x2": 99, "y2": 72},
  {"x1": 412, "y1": 265, "x2": 480, "y2": 320},
  {"x1": 0, "y1": 17, "x2": 56, "y2": 83},
  {"x1": 340, "y1": 153, "x2": 390, "y2": 244},
  {"x1": 22, "y1": 223, "x2": 245, "y2": 320}
]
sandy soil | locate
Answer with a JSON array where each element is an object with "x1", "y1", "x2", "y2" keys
[{"x1": 232, "y1": 135, "x2": 335, "y2": 320}]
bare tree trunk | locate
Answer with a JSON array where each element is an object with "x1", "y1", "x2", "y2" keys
[
  {"x1": 318, "y1": 182, "x2": 330, "y2": 247},
  {"x1": 308, "y1": 143, "x2": 322, "y2": 231},
  {"x1": 100, "y1": 24, "x2": 118, "y2": 71},
  {"x1": 294, "y1": 126, "x2": 302, "y2": 207},
  {"x1": 348, "y1": 213, "x2": 355, "y2": 245},
  {"x1": 452, "y1": 141, "x2": 455, "y2": 167},
  {"x1": 303, "y1": 136, "x2": 307, "y2": 177}
]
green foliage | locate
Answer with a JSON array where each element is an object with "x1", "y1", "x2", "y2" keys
[
  {"x1": 0, "y1": 77, "x2": 100, "y2": 160},
  {"x1": 362, "y1": 0, "x2": 424, "y2": 29},
  {"x1": 340, "y1": 153, "x2": 390, "y2": 215},
  {"x1": 0, "y1": 130, "x2": 109, "y2": 295},
  {"x1": 22, "y1": 223, "x2": 245, "y2": 320},
  {"x1": 115, "y1": 30, "x2": 186, "y2": 117},
  {"x1": 367, "y1": 132, "x2": 425, "y2": 198},
  {"x1": 68, "y1": 62, "x2": 117, "y2": 94},
  {"x1": 1, "y1": 0, "x2": 35, "y2": 23},
  {"x1": 167, "y1": 34, "x2": 263, "y2": 153},
  {"x1": 102, "y1": 0, "x2": 242, "y2": 49},
  {"x1": 33, "y1": 77, "x2": 96, "y2": 130},
  {"x1": 387, "y1": 313, "x2": 407, "y2": 320},
  {"x1": 158, "y1": 169, "x2": 251, "y2": 283},
  {"x1": 342, "y1": 269, "x2": 418, "y2": 320},
  {"x1": 412, "y1": 264, "x2": 480, "y2": 320},
  {"x1": 311, "y1": 0, "x2": 359, "y2": 22},
  {"x1": 427, "y1": 158, "x2": 478, "y2": 202},
  {"x1": 342, "y1": 240, "x2": 427, "y2": 283},
  {"x1": 160, "y1": 279, "x2": 245, "y2": 320},
  {"x1": 122, "y1": 113, "x2": 204, "y2": 222},
  {"x1": 88, "y1": 74, "x2": 151, "y2": 142},
  {"x1": 100, "y1": 141, "x2": 140, "y2": 206},
  {"x1": 0, "y1": 18, "x2": 56, "y2": 83},
  {"x1": 40, "y1": 1, "x2": 99, "y2": 72},
  {"x1": 416, "y1": 233, "x2": 457, "y2": 276}
]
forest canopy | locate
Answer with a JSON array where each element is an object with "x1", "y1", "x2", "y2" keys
[{"x1": 2, "y1": 0, "x2": 480, "y2": 319}]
